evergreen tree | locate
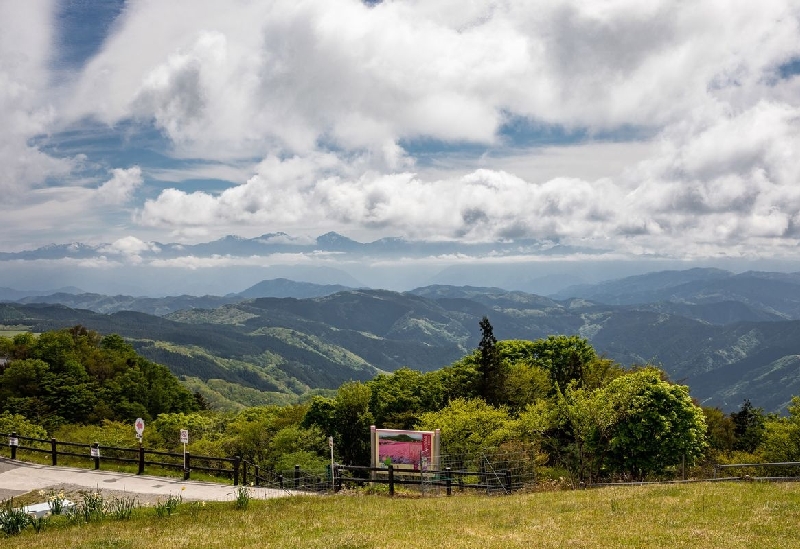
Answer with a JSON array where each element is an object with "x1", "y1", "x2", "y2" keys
[{"x1": 477, "y1": 316, "x2": 505, "y2": 406}]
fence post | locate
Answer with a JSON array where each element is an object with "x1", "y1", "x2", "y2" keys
[
  {"x1": 233, "y1": 456, "x2": 241, "y2": 486},
  {"x1": 92, "y1": 442, "x2": 100, "y2": 470},
  {"x1": 138, "y1": 444, "x2": 144, "y2": 475},
  {"x1": 279, "y1": 474, "x2": 284, "y2": 489},
  {"x1": 388, "y1": 464, "x2": 395, "y2": 497},
  {"x1": 184, "y1": 453, "x2": 191, "y2": 481},
  {"x1": 241, "y1": 460, "x2": 247, "y2": 486},
  {"x1": 294, "y1": 464, "x2": 300, "y2": 489},
  {"x1": 51, "y1": 438, "x2": 57, "y2": 466},
  {"x1": 505, "y1": 470, "x2": 512, "y2": 492},
  {"x1": 10, "y1": 432, "x2": 17, "y2": 460},
  {"x1": 254, "y1": 465, "x2": 260, "y2": 487},
  {"x1": 446, "y1": 467, "x2": 452, "y2": 497}
]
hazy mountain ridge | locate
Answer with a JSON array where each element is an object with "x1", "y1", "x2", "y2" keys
[{"x1": 553, "y1": 268, "x2": 800, "y2": 320}]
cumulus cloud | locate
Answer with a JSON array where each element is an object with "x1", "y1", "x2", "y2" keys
[
  {"x1": 0, "y1": 0, "x2": 73, "y2": 198},
  {"x1": 97, "y1": 167, "x2": 143, "y2": 204},
  {"x1": 4, "y1": 0, "x2": 800, "y2": 261},
  {"x1": 136, "y1": 98, "x2": 800, "y2": 258},
  {"x1": 65, "y1": 1, "x2": 800, "y2": 155}
]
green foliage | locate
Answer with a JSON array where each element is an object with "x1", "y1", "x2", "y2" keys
[
  {"x1": 0, "y1": 411, "x2": 47, "y2": 439},
  {"x1": 417, "y1": 398, "x2": 514, "y2": 457},
  {"x1": 106, "y1": 495, "x2": 138, "y2": 520},
  {"x1": 0, "y1": 498, "x2": 30, "y2": 536},
  {"x1": 51, "y1": 420, "x2": 138, "y2": 448},
  {"x1": 702, "y1": 407, "x2": 736, "y2": 454},
  {"x1": 760, "y1": 396, "x2": 800, "y2": 462},
  {"x1": 233, "y1": 486, "x2": 251, "y2": 510},
  {"x1": 598, "y1": 368, "x2": 707, "y2": 479},
  {"x1": 477, "y1": 317, "x2": 505, "y2": 406},
  {"x1": 0, "y1": 327, "x2": 198, "y2": 428},
  {"x1": 153, "y1": 493, "x2": 182, "y2": 518},
  {"x1": 515, "y1": 336, "x2": 598, "y2": 392},
  {"x1": 334, "y1": 382, "x2": 374, "y2": 465},
  {"x1": 367, "y1": 368, "x2": 443, "y2": 429},
  {"x1": 730, "y1": 399, "x2": 766, "y2": 453},
  {"x1": 77, "y1": 490, "x2": 106, "y2": 523}
]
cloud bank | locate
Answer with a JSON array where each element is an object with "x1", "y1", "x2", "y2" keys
[{"x1": 1, "y1": 0, "x2": 800, "y2": 262}]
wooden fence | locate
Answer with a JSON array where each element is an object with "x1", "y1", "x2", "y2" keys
[
  {"x1": 2, "y1": 431, "x2": 242, "y2": 485},
  {"x1": 333, "y1": 464, "x2": 514, "y2": 495}
]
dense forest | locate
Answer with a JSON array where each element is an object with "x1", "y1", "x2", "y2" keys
[{"x1": 2, "y1": 322, "x2": 800, "y2": 483}]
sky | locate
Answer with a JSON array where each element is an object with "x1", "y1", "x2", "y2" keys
[{"x1": 2, "y1": 0, "x2": 800, "y2": 294}]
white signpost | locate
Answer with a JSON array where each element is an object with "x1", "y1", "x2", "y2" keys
[
  {"x1": 8, "y1": 436, "x2": 18, "y2": 447},
  {"x1": 180, "y1": 429, "x2": 189, "y2": 472},
  {"x1": 134, "y1": 418, "x2": 145, "y2": 441}
]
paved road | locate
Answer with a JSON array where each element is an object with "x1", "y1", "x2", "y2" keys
[{"x1": 0, "y1": 458, "x2": 297, "y2": 502}]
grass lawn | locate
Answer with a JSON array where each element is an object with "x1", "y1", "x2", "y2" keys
[{"x1": 3, "y1": 481, "x2": 800, "y2": 548}]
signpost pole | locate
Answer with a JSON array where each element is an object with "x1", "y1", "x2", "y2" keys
[
  {"x1": 134, "y1": 418, "x2": 145, "y2": 475},
  {"x1": 180, "y1": 429, "x2": 189, "y2": 478},
  {"x1": 328, "y1": 436, "x2": 334, "y2": 491}
]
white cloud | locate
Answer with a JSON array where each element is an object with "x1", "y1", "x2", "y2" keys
[
  {"x1": 100, "y1": 236, "x2": 160, "y2": 256},
  {"x1": 4, "y1": 0, "x2": 800, "y2": 262},
  {"x1": 97, "y1": 167, "x2": 143, "y2": 204},
  {"x1": 0, "y1": 0, "x2": 73, "y2": 198}
]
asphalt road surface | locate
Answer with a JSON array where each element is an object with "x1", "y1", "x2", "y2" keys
[{"x1": 0, "y1": 457, "x2": 297, "y2": 502}]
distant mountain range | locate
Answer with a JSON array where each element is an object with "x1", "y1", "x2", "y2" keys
[
  {"x1": 3, "y1": 268, "x2": 800, "y2": 413},
  {"x1": 0, "y1": 232, "x2": 573, "y2": 262}
]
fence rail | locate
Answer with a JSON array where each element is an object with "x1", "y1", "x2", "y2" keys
[
  {"x1": 2, "y1": 431, "x2": 241, "y2": 485},
  {"x1": 6, "y1": 429, "x2": 800, "y2": 495}
]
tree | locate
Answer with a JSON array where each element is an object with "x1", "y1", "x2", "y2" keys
[
  {"x1": 416, "y1": 398, "x2": 514, "y2": 458},
  {"x1": 760, "y1": 396, "x2": 800, "y2": 463},
  {"x1": 333, "y1": 382, "x2": 374, "y2": 465},
  {"x1": 528, "y1": 336, "x2": 597, "y2": 392},
  {"x1": 702, "y1": 407, "x2": 736, "y2": 454},
  {"x1": 555, "y1": 383, "x2": 609, "y2": 483},
  {"x1": 598, "y1": 368, "x2": 707, "y2": 480},
  {"x1": 730, "y1": 399, "x2": 766, "y2": 453},
  {"x1": 367, "y1": 368, "x2": 443, "y2": 429},
  {"x1": 477, "y1": 316, "x2": 505, "y2": 406}
]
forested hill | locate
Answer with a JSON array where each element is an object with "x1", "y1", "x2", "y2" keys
[
  {"x1": 0, "y1": 326, "x2": 199, "y2": 429},
  {"x1": 3, "y1": 280, "x2": 800, "y2": 412}
]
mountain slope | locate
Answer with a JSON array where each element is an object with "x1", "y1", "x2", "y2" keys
[{"x1": 5, "y1": 279, "x2": 800, "y2": 412}]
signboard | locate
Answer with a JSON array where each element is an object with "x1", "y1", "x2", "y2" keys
[
  {"x1": 8, "y1": 437, "x2": 18, "y2": 447},
  {"x1": 370, "y1": 428, "x2": 440, "y2": 472},
  {"x1": 180, "y1": 429, "x2": 189, "y2": 444},
  {"x1": 90, "y1": 446, "x2": 100, "y2": 458},
  {"x1": 134, "y1": 418, "x2": 145, "y2": 437}
]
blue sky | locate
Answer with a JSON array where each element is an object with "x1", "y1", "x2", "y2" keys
[{"x1": 2, "y1": 1, "x2": 800, "y2": 293}]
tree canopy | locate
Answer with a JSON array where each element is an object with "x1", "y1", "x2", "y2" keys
[{"x1": 0, "y1": 326, "x2": 199, "y2": 429}]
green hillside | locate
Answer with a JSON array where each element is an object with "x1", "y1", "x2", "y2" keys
[{"x1": 5, "y1": 280, "x2": 800, "y2": 412}]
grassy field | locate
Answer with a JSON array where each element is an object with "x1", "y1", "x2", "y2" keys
[
  {"x1": 0, "y1": 325, "x2": 30, "y2": 338},
  {"x1": 3, "y1": 481, "x2": 800, "y2": 548}
]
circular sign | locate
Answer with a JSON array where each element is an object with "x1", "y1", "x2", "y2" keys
[{"x1": 135, "y1": 418, "x2": 145, "y2": 436}]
